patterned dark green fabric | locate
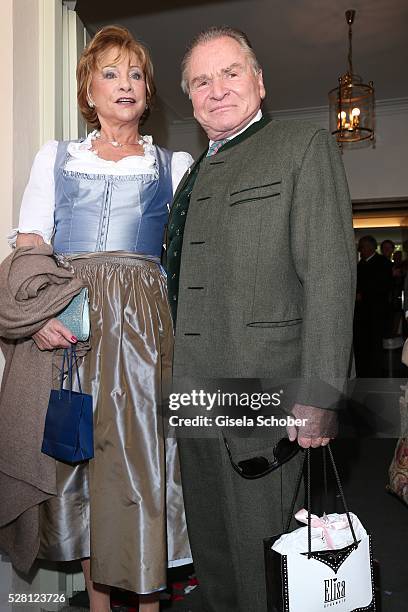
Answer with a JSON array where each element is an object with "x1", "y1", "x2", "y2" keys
[
  {"x1": 167, "y1": 115, "x2": 271, "y2": 325},
  {"x1": 167, "y1": 153, "x2": 204, "y2": 324}
]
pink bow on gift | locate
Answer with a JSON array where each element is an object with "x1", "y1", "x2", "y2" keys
[{"x1": 295, "y1": 509, "x2": 351, "y2": 550}]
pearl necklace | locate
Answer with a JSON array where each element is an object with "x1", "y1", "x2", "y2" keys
[{"x1": 93, "y1": 131, "x2": 146, "y2": 148}]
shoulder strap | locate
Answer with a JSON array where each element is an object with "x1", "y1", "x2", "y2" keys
[
  {"x1": 53, "y1": 141, "x2": 70, "y2": 184},
  {"x1": 155, "y1": 145, "x2": 173, "y2": 182},
  {"x1": 53, "y1": 139, "x2": 86, "y2": 181}
]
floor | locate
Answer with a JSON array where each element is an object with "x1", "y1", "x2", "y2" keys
[
  {"x1": 51, "y1": 441, "x2": 407, "y2": 612},
  {"x1": 62, "y1": 565, "x2": 201, "y2": 611},
  {"x1": 334, "y1": 439, "x2": 408, "y2": 612}
]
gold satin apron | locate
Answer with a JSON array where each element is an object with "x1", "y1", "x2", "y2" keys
[{"x1": 39, "y1": 252, "x2": 190, "y2": 593}]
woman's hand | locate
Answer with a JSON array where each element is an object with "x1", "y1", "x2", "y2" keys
[
  {"x1": 32, "y1": 318, "x2": 77, "y2": 351},
  {"x1": 18, "y1": 233, "x2": 77, "y2": 350},
  {"x1": 16, "y1": 233, "x2": 45, "y2": 248}
]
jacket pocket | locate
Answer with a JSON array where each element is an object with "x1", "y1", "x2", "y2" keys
[
  {"x1": 229, "y1": 180, "x2": 281, "y2": 206},
  {"x1": 246, "y1": 318, "x2": 302, "y2": 328}
]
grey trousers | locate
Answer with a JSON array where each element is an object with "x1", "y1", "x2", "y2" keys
[{"x1": 177, "y1": 435, "x2": 303, "y2": 612}]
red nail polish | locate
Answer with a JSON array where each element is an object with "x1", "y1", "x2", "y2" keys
[{"x1": 71, "y1": 336, "x2": 78, "y2": 343}]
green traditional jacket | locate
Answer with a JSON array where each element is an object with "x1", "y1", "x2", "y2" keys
[
  {"x1": 167, "y1": 117, "x2": 356, "y2": 409},
  {"x1": 167, "y1": 115, "x2": 271, "y2": 324}
]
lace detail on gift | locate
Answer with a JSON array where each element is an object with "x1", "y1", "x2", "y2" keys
[{"x1": 301, "y1": 541, "x2": 360, "y2": 574}]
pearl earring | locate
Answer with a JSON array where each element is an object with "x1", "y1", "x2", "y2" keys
[{"x1": 87, "y1": 97, "x2": 95, "y2": 109}]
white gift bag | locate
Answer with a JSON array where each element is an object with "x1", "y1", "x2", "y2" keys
[{"x1": 264, "y1": 446, "x2": 376, "y2": 612}]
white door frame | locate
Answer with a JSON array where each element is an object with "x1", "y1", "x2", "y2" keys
[{"x1": 0, "y1": 0, "x2": 88, "y2": 607}]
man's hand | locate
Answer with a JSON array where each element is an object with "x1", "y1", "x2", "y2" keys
[
  {"x1": 287, "y1": 403, "x2": 337, "y2": 449},
  {"x1": 32, "y1": 318, "x2": 76, "y2": 351}
]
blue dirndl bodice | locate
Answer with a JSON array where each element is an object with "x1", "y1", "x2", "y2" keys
[{"x1": 52, "y1": 141, "x2": 173, "y2": 257}]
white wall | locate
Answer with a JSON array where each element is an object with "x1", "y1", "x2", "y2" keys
[
  {"x1": 0, "y1": 3, "x2": 14, "y2": 604},
  {"x1": 0, "y1": 0, "x2": 13, "y2": 261},
  {"x1": 13, "y1": 0, "x2": 41, "y2": 226},
  {"x1": 0, "y1": 1, "x2": 84, "y2": 606},
  {"x1": 159, "y1": 117, "x2": 206, "y2": 161},
  {"x1": 342, "y1": 101, "x2": 408, "y2": 200},
  {"x1": 162, "y1": 98, "x2": 408, "y2": 201}
]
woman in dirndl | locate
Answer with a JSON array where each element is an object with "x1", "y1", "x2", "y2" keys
[{"x1": 14, "y1": 25, "x2": 192, "y2": 612}]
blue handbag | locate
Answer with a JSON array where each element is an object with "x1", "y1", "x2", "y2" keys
[{"x1": 41, "y1": 345, "x2": 94, "y2": 463}]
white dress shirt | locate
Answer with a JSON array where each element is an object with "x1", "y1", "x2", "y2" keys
[{"x1": 207, "y1": 109, "x2": 263, "y2": 150}]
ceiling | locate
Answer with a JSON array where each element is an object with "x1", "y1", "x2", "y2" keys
[{"x1": 76, "y1": 0, "x2": 408, "y2": 121}]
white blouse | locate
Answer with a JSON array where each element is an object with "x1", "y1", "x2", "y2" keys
[{"x1": 10, "y1": 132, "x2": 194, "y2": 245}]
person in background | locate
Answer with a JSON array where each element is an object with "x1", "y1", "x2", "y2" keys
[
  {"x1": 1, "y1": 25, "x2": 192, "y2": 612},
  {"x1": 390, "y1": 250, "x2": 406, "y2": 335},
  {"x1": 380, "y1": 240, "x2": 406, "y2": 336},
  {"x1": 354, "y1": 235, "x2": 393, "y2": 376},
  {"x1": 393, "y1": 250, "x2": 403, "y2": 267},
  {"x1": 381, "y1": 239, "x2": 395, "y2": 260}
]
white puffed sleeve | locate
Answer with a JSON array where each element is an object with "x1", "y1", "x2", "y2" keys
[
  {"x1": 9, "y1": 140, "x2": 58, "y2": 246},
  {"x1": 171, "y1": 151, "x2": 194, "y2": 194}
]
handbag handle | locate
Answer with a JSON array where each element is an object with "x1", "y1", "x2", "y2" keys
[
  {"x1": 284, "y1": 444, "x2": 358, "y2": 557},
  {"x1": 58, "y1": 345, "x2": 82, "y2": 401},
  {"x1": 284, "y1": 448, "x2": 307, "y2": 533}
]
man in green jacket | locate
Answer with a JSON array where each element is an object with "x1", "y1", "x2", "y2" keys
[{"x1": 167, "y1": 26, "x2": 356, "y2": 612}]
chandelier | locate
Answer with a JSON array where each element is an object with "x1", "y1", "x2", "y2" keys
[{"x1": 328, "y1": 9, "x2": 375, "y2": 147}]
